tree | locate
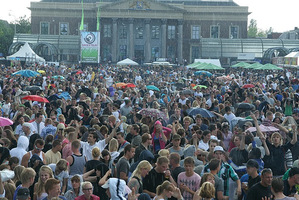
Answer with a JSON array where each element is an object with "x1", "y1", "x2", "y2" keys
[
  {"x1": 247, "y1": 19, "x2": 268, "y2": 38},
  {"x1": 15, "y1": 15, "x2": 31, "y2": 34},
  {"x1": 0, "y1": 20, "x2": 14, "y2": 56}
]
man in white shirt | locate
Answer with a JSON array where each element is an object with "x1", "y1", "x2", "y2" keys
[
  {"x1": 31, "y1": 112, "x2": 45, "y2": 135},
  {"x1": 198, "y1": 130, "x2": 211, "y2": 151},
  {"x1": 80, "y1": 122, "x2": 120, "y2": 161}
]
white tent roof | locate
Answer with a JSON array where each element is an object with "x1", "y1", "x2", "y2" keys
[
  {"x1": 7, "y1": 42, "x2": 45, "y2": 62},
  {"x1": 285, "y1": 52, "x2": 299, "y2": 57},
  {"x1": 194, "y1": 59, "x2": 221, "y2": 67},
  {"x1": 117, "y1": 58, "x2": 139, "y2": 66}
]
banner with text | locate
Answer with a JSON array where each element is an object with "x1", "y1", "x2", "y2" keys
[{"x1": 81, "y1": 31, "x2": 100, "y2": 63}]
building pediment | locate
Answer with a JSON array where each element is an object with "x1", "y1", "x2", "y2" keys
[{"x1": 100, "y1": 0, "x2": 185, "y2": 13}]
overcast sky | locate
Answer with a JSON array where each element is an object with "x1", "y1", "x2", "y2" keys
[{"x1": 0, "y1": 0, "x2": 298, "y2": 33}]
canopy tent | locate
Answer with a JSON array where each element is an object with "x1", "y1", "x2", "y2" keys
[
  {"x1": 194, "y1": 59, "x2": 222, "y2": 67},
  {"x1": 116, "y1": 58, "x2": 139, "y2": 66},
  {"x1": 7, "y1": 42, "x2": 45, "y2": 63},
  {"x1": 285, "y1": 52, "x2": 299, "y2": 58},
  {"x1": 194, "y1": 63, "x2": 224, "y2": 70}
]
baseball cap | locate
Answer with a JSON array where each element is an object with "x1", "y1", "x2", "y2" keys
[
  {"x1": 17, "y1": 187, "x2": 30, "y2": 200},
  {"x1": 289, "y1": 167, "x2": 299, "y2": 177},
  {"x1": 172, "y1": 134, "x2": 181, "y2": 141},
  {"x1": 213, "y1": 146, "x2": 224, "y2": 153}
]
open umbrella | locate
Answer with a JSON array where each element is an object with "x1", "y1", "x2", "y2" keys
[
  {"x1": 52, "y1": 75, "x2": 65, "y2": 80},
  {"x1": 188, "y1": 108, "x2": 215, "y2": 118},
  {"x1": 138, "y1": 108, "x2": 168, "y2": 121},
  {"x1": 216, "y1": 76, "x2": 232, "y2": 81},
  {"x1": 25, "y1": 86, "x2": 43, "y2": 91},
  {"x1": 125, "y1": 83, "x2": 136, "y2": 88},
  {"x1": 194, "y1": 70, "x2": 213, "y2": 77},
  {"x1": 114, "y1": 83, "x2": 127, "y2": 88},
  {"x1": 182, "y1": 89, "x2": 194, "y2": 95},
  {"x1": 231, "y1": 62, "x2": 250, "y2": 68},
  {"x1": 193, "y1": 85, "x2": 207, "y2": 89},
  {"x1": 0, "y1": 117, "x2": 13, "y2": 127},
  {"x1": 22, "y1": 95, "x2": 49, "y2": 103},
  {"x1": 37, "y1": 70, "x2": 46, "y2": 75},
  {"x1": 12, "y1": 70, "x2": 41, "y2": 77},
  {"x1": 246, "y1": 125, "x2": 279, "y2": 133},
  {"x1": 242, "y1": 84, "x2": 255, "y2": 89},
  {"x1": 257, "y1": 63, "x2": 282, "y2": 70},
  {"x1": 146, "y1": 85, "x2": 160, "y2": 91}
]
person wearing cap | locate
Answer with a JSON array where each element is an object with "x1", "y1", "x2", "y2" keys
[
  {"x1": 204, "y1": 146, "x2": 241, "y2": 199},
  {"x1": 16, "y1": 187, "x2": 30, "y2": 200},
  {"x1": 75, "y1": 181, "x2": 99, "y2": 200},
  {"x1": 168, "y1": 134, "x2": 184, "y2": 157},
  {"x1": 246, "y1": 159, "x2": 261, "y2": 190},
  {"x1": 283, "y1": 167, "x2": 299, "y2": 196}
]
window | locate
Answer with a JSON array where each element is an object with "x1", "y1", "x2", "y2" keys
[
  {"x1": 191, "y1": 25, "x2": 200, "y2": 39},
  {"x1": 119, "y1": 45, "x2": 127, "y2": 60},
  {"x1": 151, "y1": 47, "x2": 159, "y2": 60},
  {"x1": 191, "y1": 46, "x2": 200, "y2": 62},
  {"x1": 210, "y1": 25, "x2": 219, "y2": 38},
  {"x1": 103, "y1": 45, "x2": 111, "y2": 62},
  {"x1": 167, "y1": 46, "x2": 175, "y2": 61},
  {"x1": 103, "y1": 24, "x2": 111, "y2": 38},
  {"x1": 168, "y1": 25, "x2": 175, "y2": 39},
  {"x1": 151, "y1": 26, "x2": 159, "y2": 39},
  {"x1": 136, "y1": 25, "x2": 143, "y2": 39},
  {"x1": 40, "y1": 22, "x2": 49, "y2": 35},
  {"x1": 120, "y1": 25, "x2": 127, "y2": 39},
  {"x1": 60, "y1": 23, "x2": 68, "y2": 35},
  {"x1": 230, "y1": 26, "x2": 239, "y2": 39}
]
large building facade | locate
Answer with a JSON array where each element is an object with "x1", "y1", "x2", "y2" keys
[{"x1": 11, "y1": 0, "x2": 250, "y2": 64}]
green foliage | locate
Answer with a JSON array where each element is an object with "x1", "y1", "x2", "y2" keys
[
  {"x1": 15, "y1": 15, "x2": 31, "y2": 34},
  {"x1": 247, "y1": 19, "x2": 269, "y2": 38},
  {"x1": 0, "y1": 20, "x2": 14, "y2": 56}
]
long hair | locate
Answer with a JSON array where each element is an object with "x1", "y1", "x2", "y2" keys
[
  {"x1": 199, "y1": 182, "x2": 215, "y2": 199},
  {"x1": 130, "y1": 160, "x2": 152, "y2": 180},
  {"x1": 35, "y1": 165, "x2": 54, "y2": 197},
  {"x1": 156, "y1": 181, "x2": 174, "y2": 196}
]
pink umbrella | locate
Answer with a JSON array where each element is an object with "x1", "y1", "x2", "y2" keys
[
  {"x1": 0, "y1": 117, "x2": 13, "y2": 127},
  {"x1": 246, "y1": 125, "x2": 279, "y2": 133}
]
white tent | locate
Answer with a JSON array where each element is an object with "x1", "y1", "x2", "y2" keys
[
  {"x1": 285, "y1": 52, "x2": 299, "y2": 57},
  {"x1": 7, "y1": 42, "x2": 46, "y2": 63},
  {"x1": 117, "y1": 58, "x2": 139, "y2": 66}
]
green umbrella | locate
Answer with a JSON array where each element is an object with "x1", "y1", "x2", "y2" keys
[
  {"x1": 257, "y1": 63, "x2": 282, "y2": 70},
  {"x1": 193, "y1": 85, "x2": 207, "y2": 89},
  {"x1": 231, "y1": 62, "x2": 250, "y2": 68},
  {"x1": 146, "y1": 85, "x2": 160, "y2": 91},
  {"x1": 196, "y1": 63, "x2": 224, "y2": 70},
  {"x1": 245, "y1": 62, "x2": 263, "y2": 69},
  {"x1": 186, "y1": 62, "x2": 201, "y2": 69}
]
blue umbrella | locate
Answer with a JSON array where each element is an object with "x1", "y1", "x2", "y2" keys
[
  {"x1": 188, "y1": 108, "x2": 215, "y2": 118},
  {"x1": 146, "y1": 85, "x2": 160, "y2": 91},
  {"x1": 52, "y1": 75, "x2": 65, "y2": 80},
  {"x1": 12, "y1": 70, "x2": 41, "y2": 77},
  {"x1": 194, "y1": 71, "x2": 213, "y2": 77}
]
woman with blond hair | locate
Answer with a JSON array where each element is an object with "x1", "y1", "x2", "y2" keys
[
  {"x1": 84, "y1": 147, "x2": 102, "y2": 176},
  {"x1": 109, "y1": 138, "x2": 120, "y2": 162},
  {"x1": 34, "y1": 165, "x2": 54, "y2": 200},
  {"x1": 128, "y1": 160, "x2": 152, "y2": 194},
  {"x1": 154, "y1": 181, "x2": 183, "y2": 200},
  {"x1": 197, "y1": 182, "x2": 215, "y2": 200},
  {"x1": 48, "y1": 159, "x2": 69, "y2": 195}
]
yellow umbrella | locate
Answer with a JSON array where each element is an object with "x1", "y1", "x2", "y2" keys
[{"x1": 37, "y1": 70, "x2": 46, "y2": 75}]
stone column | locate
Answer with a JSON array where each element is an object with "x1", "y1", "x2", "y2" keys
[
  {"x1": 129, "y1": 18, "x2": 134, "y2": 59},
  {"x1": 161, "y1": 19, "x2": 167, "y2": 58},
  {"x1": 177, "y1": 19, "x2": 183, "y2": 64},
  {"x1": 112, "y1": 18, "x2": 118, "y2": 63},
  {"x1": 145, "y1": 19, "x2": 151, "y2": 62}
]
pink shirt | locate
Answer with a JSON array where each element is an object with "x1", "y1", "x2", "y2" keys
[
  {"x1": 75, "y1": 194, "x2": 100, "y2": 200},
  {"x1": 177, "y1": 172, "x2": 201, "y2": 200}
]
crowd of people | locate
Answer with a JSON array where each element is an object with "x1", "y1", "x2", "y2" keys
[{"x1": 0, "y1": 62, "x2": 299, "y2": 200}]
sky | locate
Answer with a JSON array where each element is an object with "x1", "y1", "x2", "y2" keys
[{"x1": 0, "y1": 0, "x2": 298, "y2": 33}]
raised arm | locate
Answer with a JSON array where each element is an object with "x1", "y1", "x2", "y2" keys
[
  {"x1": 291, "y1": 124, "x2": 298, "y2": 145},
  {"x1": 105, "y1": 121, "x2": 122, "y2": 144},
  {"x1": 250, "y1": 113, "x2": 264, "y2": 139}
]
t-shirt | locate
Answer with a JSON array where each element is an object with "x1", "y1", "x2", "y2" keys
[
  {"x1": 214, "y1": 174, "x2": 224, "y2": 200},
  {"x1": 229, "y1": 148, "x2": 248, "y2": 166},
  {"x1": 169, "y1": 147, "x2": 184, "y2": 157},
  {"x1": 80, "y1": 140, "x2": 106, "y2": 161},
  {"x1": 171, "y1": 166, "x2": 185, "y2": 183},
  {"x1": 143, "y1": 168, "x2": 169, "y2": 195},
  {"x1": 45, "y1": 149, "x2": 61, "y2": 164},
  {"x1": 116, "y1": 157, "x2": 130, "y2": 180},
  {"x1": 246, "y1": 182, "x2": 272, "y2": 200},
  {"x1": 248, "y1": 175, "x2": 261, "y2": 189},
  {"x1": 177, "y1": 172, "x2": 201, "y2": 200}
]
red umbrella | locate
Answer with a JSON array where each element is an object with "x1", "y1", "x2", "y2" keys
[
  {"x1": 242, "y1": 84, "x2": 255, "y2": 89},
  {"x1": 76, "y1": 70, "x2": 83, "y2": 75},
  {"x1": 22, "y1": 95, "x2": 49, "y2": 103},
  {"x1": 126, "y1": 83, "x2": 136, "y2": 88},
  {"x1": 0, "y1": 117, "x2": 13, "y2": 127}
]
